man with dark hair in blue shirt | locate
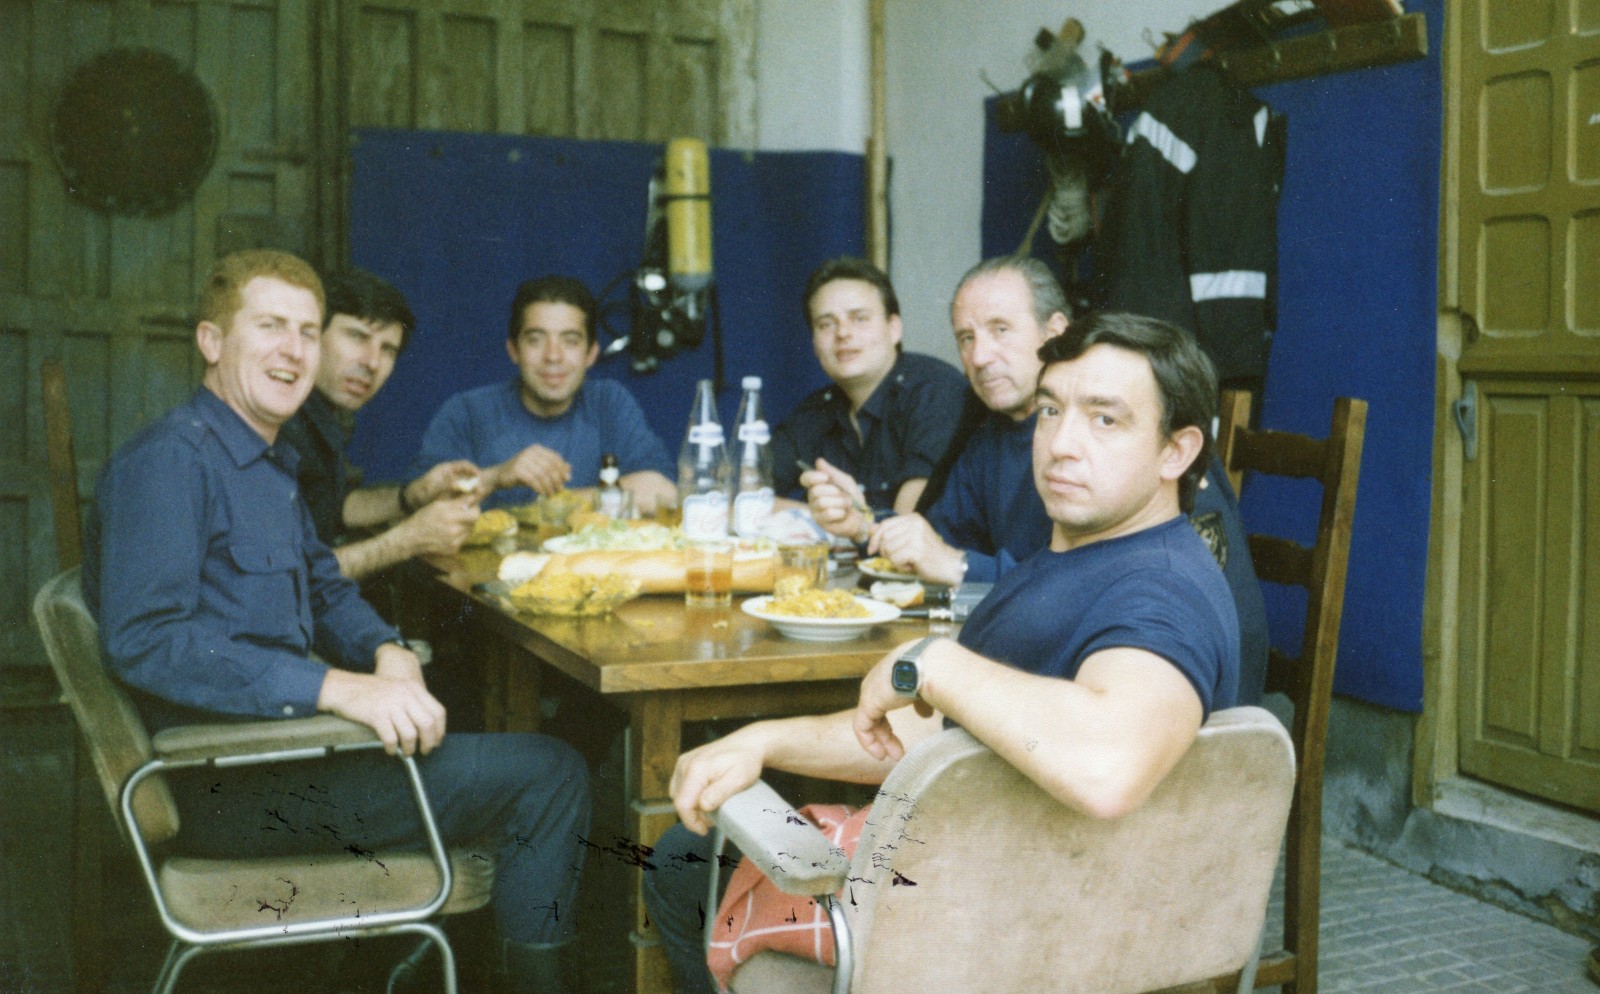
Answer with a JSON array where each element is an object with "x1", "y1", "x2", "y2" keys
[
  {"x1": 646, "y1": 310, "x2": 1241, "y2": 994},
  {"x1": 278, "y1": 267, "x2": 483, "y2": 580},
  {"x1": 408, "y1": 274, "x2": 677, "y2": 512},
  {"x1": 84, "y1": 250, "x2": 589, "y2": 994},
  {"x1": 770, "y1": 257, "x2": 968, "y2": 516}
]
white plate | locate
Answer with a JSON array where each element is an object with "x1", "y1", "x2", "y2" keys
[
  {"x1": 741, "y1": 595, "x2": 901, "y2": 642},
  {"x1": 858, "y1": 558, "x2": 919, "y2": 583}
]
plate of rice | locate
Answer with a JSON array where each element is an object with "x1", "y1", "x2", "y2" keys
[{"x1": 741, "y1": 590, "x2": 900, "y2": 642}]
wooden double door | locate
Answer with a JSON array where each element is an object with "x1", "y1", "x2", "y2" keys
[
  {"x1": 1, "y1": 0, "x2": 750, "y2": 669},
  {"x1": 1447, "y1": 0, "x2": 1600, "y2": 814}
]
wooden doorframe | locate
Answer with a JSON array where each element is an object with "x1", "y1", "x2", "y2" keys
[{"x1": 1417, "y1": 4, "x2": 1600, "y2": 840}]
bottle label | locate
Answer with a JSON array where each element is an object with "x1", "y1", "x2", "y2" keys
[
  {"x1": 599, "y1": 488, "x2": 624, "y2": 517},
  {"x1": 599, "y1": 467, "x2": 620, "y2": 485},
  {"x1": 733, "y1": 488, "x2": 774, "y2": 538},
  {"x1": 688, "y1": 423, "x2": 724, "y2": 446},
  {"x1": 737, "y1": 420, "x2": 770, "y2": 444},
  {"x1": 681, "y1": 491, "x2": 730, "y2": 541}
]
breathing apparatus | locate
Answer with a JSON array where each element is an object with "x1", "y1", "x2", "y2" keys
[{"x1": 608, "y1": 137, "x2": 723, "y2": 387}]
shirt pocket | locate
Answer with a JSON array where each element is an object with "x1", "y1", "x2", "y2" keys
[{"x1": 223, "y1": 540, "x2": 309, "y2": 644}]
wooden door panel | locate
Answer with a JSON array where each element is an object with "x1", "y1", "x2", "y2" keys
[
  {"x1": 1459, "y1": 384, "x2": 1600, "y2": 811},
  {"x1": 344, "y1": 0, "x2": 752, "y2": 144},
  {"x1": 1458, "y1": 0, "x2": 1600, "y2": 375},
  {"x1": 4, "y1": 0, "x2": 314, "y2": 668}
]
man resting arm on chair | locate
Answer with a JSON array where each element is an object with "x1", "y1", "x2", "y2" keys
[
  {"x1": 645, "y1": 311, "x2": 1241, "y2": 994},
  {"x1": 83, "y1": 251, "x2": 590, "y2": 993}
]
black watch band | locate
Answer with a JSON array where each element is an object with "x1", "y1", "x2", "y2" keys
[{"x1": 891, "y1": 635, "x2": 939, "y2": 698}]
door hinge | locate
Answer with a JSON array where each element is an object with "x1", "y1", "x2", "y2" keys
[{"x1": 1453, "y1": 381, "x2": 1477, "y2": 462}]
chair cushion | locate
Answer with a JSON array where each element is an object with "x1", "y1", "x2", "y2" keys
[
  {"x1": 730, "y1": 952, "x2": 833, "y2": 994},
  {"x1": 158, "y1": 845, "x2": 495, "y2": 932}
]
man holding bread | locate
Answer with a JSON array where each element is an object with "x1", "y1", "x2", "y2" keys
[
  {"x1": 408, "y1": 274, "x2": 677, "y2": 512},
  {"x1": 84, "y1": 250, "x2": 591, "y2": 993},
  {"x1": 278, "y1": 268, "x2": 483, "y2": 580},
  {"x1": 645, "y1": 311, "x2": 1242, "y2": 994}
]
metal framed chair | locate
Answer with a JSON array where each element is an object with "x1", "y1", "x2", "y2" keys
[
  {"x1": 32, "y1": 568, "x2": 496, "y2": 994},
  {"x1": 1214, "y1": 396, "x2": 1368, "y2": 994},
  {"x1": 708, "y1": 706, "x2": 1297, "y2": 994}
]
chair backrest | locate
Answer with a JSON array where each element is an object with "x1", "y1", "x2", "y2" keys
[
  {"x1": 837, "y1": 707, "x2": 1296, "y2": 994},
  {"x1": 32, "y1": 568, "x2": 181, "y2": 843},
  {"x1": 1217, "y1": 388, "x2": 1254, "y2": 496},
  {"x1": 1215, "y1": 395, "x2": 1367, "y2": 994},
  {"x1": 41, "y1": 359, "x2": 85, "y2": 572}
]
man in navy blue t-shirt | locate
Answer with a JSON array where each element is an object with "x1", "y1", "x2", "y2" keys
[{"x1": 646, "y1": 310, "x2": 1242, "y2": 994}]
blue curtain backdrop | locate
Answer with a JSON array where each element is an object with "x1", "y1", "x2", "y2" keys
[
  {"x1": 346, "y1": 131, "x2": 864, "y2": 482},
  {"x1": 982, "y1": 0, "x2": 1442, "y2": 712}
]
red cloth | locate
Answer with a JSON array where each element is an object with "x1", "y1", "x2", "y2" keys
[{"x1": 706, "y1": 803, "x2": 872, "y2": 993}]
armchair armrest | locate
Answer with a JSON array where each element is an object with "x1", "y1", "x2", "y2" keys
[
  {"x1": 711, "y1": 780, "x2": 849, "y2": 897},
  {"x1": 151, "y1": 714, "x2": 381, "y2": 764}
]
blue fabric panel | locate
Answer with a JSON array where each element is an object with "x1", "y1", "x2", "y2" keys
[
  {"x1": 345, "y1": 130, "x2": 861, "y2": 483},
  {"x1": 981, "y1": 0, "x2": 1442, "y2": 712}
]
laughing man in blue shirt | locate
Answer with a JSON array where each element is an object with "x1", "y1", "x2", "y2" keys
[{"x1": 84, "y1": 250, "x2": 589, "y2": 992}]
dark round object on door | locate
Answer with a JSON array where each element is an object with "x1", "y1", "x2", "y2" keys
[{"x1": 51, "y1": 47, "x2": 218, "y2": 217}]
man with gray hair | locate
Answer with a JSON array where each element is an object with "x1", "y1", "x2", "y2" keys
[{"x1": 805, "y1": 256, "x2": 1069, "y2": 584}]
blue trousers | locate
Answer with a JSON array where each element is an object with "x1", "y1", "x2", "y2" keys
[
  {"x1": 642, "y1": 822, "x2": 729, "y2": 994},
  {"x1": 169, "y1": 731, "x2": 590, "y2": 945}
]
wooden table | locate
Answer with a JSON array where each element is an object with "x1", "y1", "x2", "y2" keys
[{"x1": 412, "y1": 548, "x2": 932, "y2": 994}]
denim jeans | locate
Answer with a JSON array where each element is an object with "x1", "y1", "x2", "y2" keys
[{"x1": 170, "y1": 730, "x2": 591, "y2": 945}]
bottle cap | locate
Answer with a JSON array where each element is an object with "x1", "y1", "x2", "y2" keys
[{"x1": 742, "y1": 375, "x2": 762, "y2": 390}]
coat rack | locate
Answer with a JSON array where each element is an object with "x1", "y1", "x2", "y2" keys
[{"x1": 1120, "y1": 10, "x2": 1428, "y2": 111}]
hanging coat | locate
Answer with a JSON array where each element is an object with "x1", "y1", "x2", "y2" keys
[{"x1": 1094, "y1": 62, "x2": 1287, "y2": 387}]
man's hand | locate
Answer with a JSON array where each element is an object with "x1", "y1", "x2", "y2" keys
[
  {"x1": 852, "y1": 641, "x2": 935, "y2": 762},
  {"x1": 868, "y1": 514, "x2": 967, "y2": 585},
  {"x1": 489, "y1": 444, "x2": 572, "y2": 497},
  {"x1": 619, "y1": 470, "x2": 677, "y2": 516},
  {"x1": 394, "y1": 495, "x2": 480, "y2": 558},
  {"x1": 406, "y1": 459, "x2": 482, "y2": 508},
  {"x1": 669, "y1": 731, "x2": 768, "y2": 836},
  {"x1": 801, "y1": 458, "x2": 871, "y2": 542},
  {"x1": 318, "y1": 658, "x2": 447, "y2": 757}
]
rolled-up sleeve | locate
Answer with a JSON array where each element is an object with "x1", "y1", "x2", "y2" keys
[{"x1": 305, "y1": 506, "x2": 400, "y2": 669}]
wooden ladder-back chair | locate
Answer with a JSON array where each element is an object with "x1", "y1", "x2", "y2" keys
[
  {"x1": 40, "y1": 358, "x2": 105, "y2": 994},
  {"x1": 1214, "y1": 395, "x2": 1368, "y2": 994}
]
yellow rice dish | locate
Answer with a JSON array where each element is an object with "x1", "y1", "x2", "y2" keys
[{"x1": 765, "y1": 588, "x2": 870, "y2": 619}]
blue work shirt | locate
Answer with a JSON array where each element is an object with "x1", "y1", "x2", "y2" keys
[
  {"x1": 769, "y1": 351, "x2": 968, "y2": 515},
  {"x1": 924, "y1": 410, "x2": 1052, "y2": 582},
  {"x1": 407, "y1": 378, "x2": 674, "y2": 509},
  {"x1": 83, "y1": 387, "x2": 400, "y2": 732}
]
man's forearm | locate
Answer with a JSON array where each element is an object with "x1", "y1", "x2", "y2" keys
[
  {"x1": 893, "y1": 478, "x2": 928, "y2": 515},
  {"x1": 343, "y1": 484, "x2": 405, "y2": 529},
  {"x1": 748, "y1": 708, "x2": 923, "y2": 786},
  {"x1": 331, "y1": 523, "x2": 416, "y2": 580}
]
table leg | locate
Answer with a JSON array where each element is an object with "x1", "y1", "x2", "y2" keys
[
  {"x1": 501, "y1": 644, "x2": 542, "y2": 733},
  {"x1": 627, "y1": 693, "x2": 684, "y2": 994}
]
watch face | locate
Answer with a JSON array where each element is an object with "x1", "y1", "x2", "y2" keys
[{"x1": 891, "y1": 658, "x2": 918, "y2": 695}]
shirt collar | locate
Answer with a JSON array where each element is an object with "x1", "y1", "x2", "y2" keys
[
  {"x1": 194, "y1": 386, "x2": 301, "y2": 473},
  {"x1": 822, "y1": 353, "x2": 905, "y2": 428},
  {"x1": 302, "y1": 389, "x2": 351, "y2": 450}
]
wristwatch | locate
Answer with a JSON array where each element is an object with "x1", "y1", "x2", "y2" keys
[{"x1": 891, "y1": 635, "x2": 940, "y2": 698}]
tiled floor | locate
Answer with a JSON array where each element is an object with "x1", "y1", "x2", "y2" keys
[
  {"x1": 5, "y1": 691, "x2": 1597, "y2": 993},
  {"x1": 1260, "y1": 839, "x2": 1595, "y2": 993}
]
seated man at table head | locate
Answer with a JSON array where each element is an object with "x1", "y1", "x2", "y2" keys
[
  {"x1": 769, "y1": 257, "x2": 968, "y2": 516},
  {"x1": 83, "y1": 249, "x2": 591, "y2": 992},
  {"x1": 803, "y1": 255, "x2": 1066, "y2": 583},
  {"x1": 645, "y1": 311, "x2": 1240, "y2": 994},
  {"x1": 277, "y1": 267, "x2": 483, "y2": 580},
  {"x1": 806, "y1": 256, "x2": 1269, "y2": 703},
  {"x1": 408, "y1": 273, "x2": 677, "y2": 511}
]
